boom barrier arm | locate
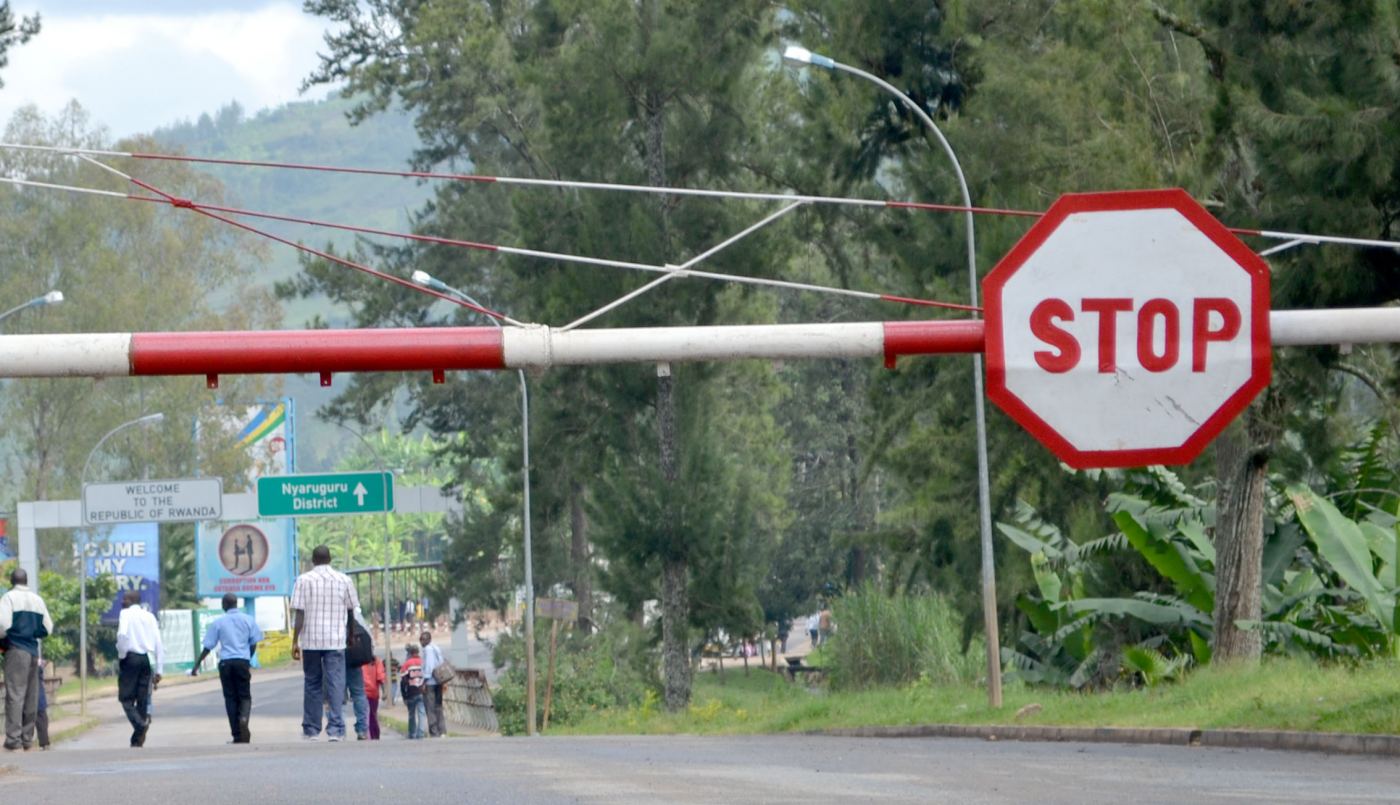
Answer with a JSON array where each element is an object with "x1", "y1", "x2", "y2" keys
[{"x1": 0, "y1": 309, "x2": 1394, "y2": 381}]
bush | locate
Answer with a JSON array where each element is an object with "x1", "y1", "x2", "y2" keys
[
  {"x1": 825, "y1": 585, "x2": 983, "y2": 690},
  {"x1": 491, "y1": 619, "x2": 658, "y2": 735}
]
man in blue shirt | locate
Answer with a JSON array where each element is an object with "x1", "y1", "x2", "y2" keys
[{"x1": 192, "y1": 594, "x2": 263, "y2": 744}]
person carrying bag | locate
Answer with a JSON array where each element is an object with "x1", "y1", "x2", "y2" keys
[{"x1": 345, "y1": 613, "x2": 374, "y2": 739}]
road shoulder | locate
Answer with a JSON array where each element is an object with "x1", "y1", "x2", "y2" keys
[{"x1": 815, "y1": 722, "x2": 1400, "y2": 757}]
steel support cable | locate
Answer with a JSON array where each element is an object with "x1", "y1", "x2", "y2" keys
[
  {"x1": 66, "y1": 156, "x2": 520, "y2": 325},
  {"x1": 560, "y1": 201, "x2": 808, "y2": 332},
  {"x1": 3, "y1": 142, "x2": 1398, "y2": 253},
  {"x1": 0, "y1": 172, "x2": 981, "y2": 314}
]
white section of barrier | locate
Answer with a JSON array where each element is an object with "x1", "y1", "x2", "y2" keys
[
  {"x1": 0, "y1": 333, "x2": 131, "y2": 376},
  {"x1": 1270, "y1": 309, "x2": 1400, "y2": 346},
  {"x1": 502, "y1": 322, "x2": 886, "y2": 368}
]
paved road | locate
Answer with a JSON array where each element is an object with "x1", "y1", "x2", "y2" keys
[
  {"x1": 64, "y1": 667, "x2": 409, "y2": 749},
  {"x1": 8, "y1": 679, "x2": 1400, "y2": 805}
]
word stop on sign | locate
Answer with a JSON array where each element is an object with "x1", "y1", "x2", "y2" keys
[
  {"x1": 983, "y1": 189, "x2": 1271, "y2": 468},
  {"x1": 1029, "y1": 296, "x2": 1241, "y2": 375}
]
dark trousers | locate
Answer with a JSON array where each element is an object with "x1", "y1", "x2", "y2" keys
[
  {"x1": 426, "y1": 683, "x2": 445, "y2": 737},
  {"x1": 117, "y1": 653, "x2": 152, "y2": 745},
  {"x1": 3, "y1": 647, "x2": 39, "y2": 749},
  {"x1": 218, "y1": 659, "x2": 253, "y2": 743},
  {"x1": 35, "y1": 707, "x2": 49, "y2": 749},
  {"x1": 367, "y1": 697, "x2": 380, "y2": 740}
]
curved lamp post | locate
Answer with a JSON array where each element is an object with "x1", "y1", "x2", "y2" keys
[
  {"x1": 78, "y1": 411, "x2": 164, "y2": 716},
  {"x1": 411, "y1": 270, "x2": 538, "y2": 736},
  {"x1": 332, "y1": 421, "x2": 398, "y2": 705},
  {"x1": 783, "y1": 45, "x2": 1002, "y2": 707},
  {"x1": 0, "y1": 290, "x2": 63, "y2": 326}
]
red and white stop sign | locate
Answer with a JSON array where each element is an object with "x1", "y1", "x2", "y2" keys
[{"x1": 983, "y1": 189, "x2": 1271, "y2": 468}]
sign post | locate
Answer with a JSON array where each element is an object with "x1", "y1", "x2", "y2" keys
[
  {"x1": 256, "y1": 471, "x2": 395, "y2": 518},
  {"x1": 983, "y1": 189, "x2": 1271, "y2": 468},
  {"x1": 535, "y1": 597, "x2": 578, "y2": 732}
]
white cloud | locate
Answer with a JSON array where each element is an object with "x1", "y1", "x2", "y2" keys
[{"x1": 0, "y1": 2, "x2": 332, "y2": 138}]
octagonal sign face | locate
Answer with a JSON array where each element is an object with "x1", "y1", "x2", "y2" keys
[{"x1": 983, "y1": 189, "x2": 1270, "y2": 468}]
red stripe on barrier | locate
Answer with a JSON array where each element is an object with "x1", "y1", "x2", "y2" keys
[
  {"x1": 882, "y1": 320, "x2": 985, "y2": 368},
  {"x1": 131, "y1": 328, "x2": 506, "y2": 376}
]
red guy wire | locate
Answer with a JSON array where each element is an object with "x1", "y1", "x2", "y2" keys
[{"x1": 122, "y1": 176, "x2": 508, "y2": 322}]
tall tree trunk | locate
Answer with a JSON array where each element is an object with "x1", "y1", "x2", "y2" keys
[
  {"x1": 657, "y1": 363, "x2": 691, "y2": 710},
  {"x1": 1211, "y1": 410, "x2": 1274, "y2": 664},
  {"x1": 638, "y1": 7, "x2": 689, "y2": 708},
  {"x1": 570, "y1": 480, "x2": 594, "y2": 633},
  {"x1": 845, "y1": 429, "x2": 867, "y2": 586}
]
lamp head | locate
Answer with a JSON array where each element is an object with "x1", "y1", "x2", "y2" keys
[
  {"x1": 41, "y1": 290, "x2": 63, "y2": 305},
  {"x1": 783, "y1": 45, "x2": 836, "y2": 70},
  {"x1": 411, "y1": 270, "x2": 440, "y2": 289}
]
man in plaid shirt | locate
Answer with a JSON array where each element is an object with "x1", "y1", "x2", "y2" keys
[{"x1": 290, "y1": 545, "x2": 359, "y2": 741}]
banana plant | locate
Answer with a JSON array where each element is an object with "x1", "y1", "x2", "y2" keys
[
  {"x1": 1265, "y1": 484, "x2": 1400, "y2": 657},
  {"x1": 999, "y1": 447, "x2": 1400, "y2": 687}
]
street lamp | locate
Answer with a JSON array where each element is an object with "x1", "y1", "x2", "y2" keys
[
  {"x1": 0, "y1": 290, "x2": 63, "y2": 326},
  {"x1": 78, "y1": 411, "x2": 164, "y2": 716},
  {"x1": 411, "y1": 270, "x2": 539, "y2": 736},
  {"x1": 783, "y1": 45, "x2": 1003, "y2": 707},
  {"x1": 332, "y1": 421, "x2": 398, "y2": 705}
]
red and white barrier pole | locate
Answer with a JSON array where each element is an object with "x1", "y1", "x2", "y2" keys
[{"x1": 0, "y1": 309, "x2": 1394, "y2": 381}]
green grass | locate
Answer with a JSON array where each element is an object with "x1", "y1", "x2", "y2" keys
[
  {"x1": 552, "y1": 658, "x2": 1400, "y2": 737},
  {"x1": 380, "y1": 711, "x2": 475, "y2": 739},
  {"x1": 49, "y1": 714, "x2": 99, "y2": 745},
  {"x1": 381, "y1": 714, "x2": 410, "y2": 737},
  {"x1": 54, "y1": 675, "x2": 118, "y2": 701},
  {"x1": 52, "y1": 655, "x2": 297, "y2": 702}
]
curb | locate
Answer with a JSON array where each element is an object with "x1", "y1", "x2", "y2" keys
[{"x1": 812, "y1": 723, "x2": 1400, "y2": 757}]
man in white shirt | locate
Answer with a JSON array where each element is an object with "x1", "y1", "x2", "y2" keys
[
  {"x1": 290, "y1": 545, "x2": 358, "y2": 742},
  {"x1": 115, "y1": 590, "x2": 163, "y2": 748}
]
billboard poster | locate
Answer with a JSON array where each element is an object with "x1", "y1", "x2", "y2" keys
[
  {"x1": 235, "y1": 402, "x2": 291, "y2": 481},
  {"x1": 158, "y1": 609, "x2": 218, "y2": 674},
  {"x1": 0, "y1": 515, "x2": 10, "y2": 560},
  {"x1": 80, "y1": 522, "x2": 160, "y2": 625},
  {"x1": 196, "y1": 518, "x2": 295, "y2": 597},
  {"x1": 196, "y1": 399, "x2": 298, "y2": 598}
]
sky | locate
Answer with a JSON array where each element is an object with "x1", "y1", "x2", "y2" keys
[{"x1": 0, "y1": 0, "x2": 333, "y2": 138}]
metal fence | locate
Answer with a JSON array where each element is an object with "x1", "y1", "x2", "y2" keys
[{"x1": 442, "y1": 668, "x2": 497, "y2": 733}]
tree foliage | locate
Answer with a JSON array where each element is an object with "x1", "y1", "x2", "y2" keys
[
  {"x1": 0, "y1": 103, "x2": 279, "y2": 573},
  {"x1": 280, "y1": 0, "x2": 1400, "y2": 705},
  {"x1": 0, "y1": 2, "x2": 38, "y2": 89}
]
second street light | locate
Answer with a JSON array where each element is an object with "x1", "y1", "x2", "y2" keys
[
  {"x1": 784, "y1": 44, "x2": 1003, "y2": 707},
  {"x1": 411, "y1": 269, "x2": 539, "y2": 736},
  {"x1": 0, "y1": 290, "x2": 63, "y2": 327},
  {"x1": 78, "y1": 411, "x2": 164, "y2": 716}
]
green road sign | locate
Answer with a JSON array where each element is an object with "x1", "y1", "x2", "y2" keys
[{"x1": 257, "y1": 472, "x2": 395, "y2": 517}]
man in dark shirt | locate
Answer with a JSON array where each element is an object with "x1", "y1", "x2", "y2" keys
[{"x1": 1, "y1": 568, "x2": 53, "y2": 752}]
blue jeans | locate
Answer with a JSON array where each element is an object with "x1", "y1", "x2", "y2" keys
[
  {"x1": 406, "y1": 694, "x2": 426, "y2": 739},
  {"x1": 346, "y1": 664, "x2": 368, "y2": 737},
  {"x1": 302, "y1": 649, "x2": 346, "y2": 738}
]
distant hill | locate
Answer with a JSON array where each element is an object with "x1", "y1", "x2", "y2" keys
[{"x1": 152, "y1": 94, "x2": 433, "y2": 329}]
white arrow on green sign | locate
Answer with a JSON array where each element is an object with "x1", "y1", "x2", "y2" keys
[{"x1": 257, "y1": 471, "x2": 395, "y2": 517}]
